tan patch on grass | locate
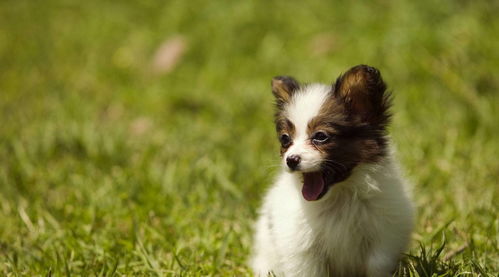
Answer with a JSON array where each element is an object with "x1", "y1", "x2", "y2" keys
[{"x1": 151, "y1": 35, "x2": 188, "y2": 75}]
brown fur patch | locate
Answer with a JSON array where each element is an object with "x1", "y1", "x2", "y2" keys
[
  {"x1": 334, "y1": 65, "x2": 391, "y2": 126},
  {"x1": 271, "y1": 76, "x2": 300, "y2": 109},
  {"x1": 275, "y1": 117, "x2": 296, "y2": 156},
  {"x1": 271, "y1": 76, "x2": 300, "y2": 156}
]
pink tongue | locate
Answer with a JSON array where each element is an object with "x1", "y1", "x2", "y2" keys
[{"x1": 302, "y1": 172, "x2": 325, "y2": 201}]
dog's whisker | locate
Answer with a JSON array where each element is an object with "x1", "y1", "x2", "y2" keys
[{"x1": 322, "y1": 159, "x2": 348, "y2": 171}]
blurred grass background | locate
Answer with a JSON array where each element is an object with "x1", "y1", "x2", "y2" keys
[{"x1": 0, "y1": 0, "x2": 498, "y2": 275}]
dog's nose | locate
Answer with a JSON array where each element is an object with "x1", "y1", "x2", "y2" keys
[{"x1": 286, "y1": 155, "x2": 301, "y2": 171}]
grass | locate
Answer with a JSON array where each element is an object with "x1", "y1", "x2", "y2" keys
[{"x1": 0, "y1": 0, "x2": 498, "y2": 275}]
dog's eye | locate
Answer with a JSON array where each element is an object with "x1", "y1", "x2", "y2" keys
[
  {"x1": 279, "y1": 133, "x2": 292, "y2": 147},
  {"x1": 312, "y1": 131, "x2": 329, "y2": 145}
]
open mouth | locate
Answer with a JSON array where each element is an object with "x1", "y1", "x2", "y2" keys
[{"x1": 302, "y1": 171, "x2": 332, "y2": 201}]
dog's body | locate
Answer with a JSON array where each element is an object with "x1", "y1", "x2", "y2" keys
[{"x1": 251, "y1": 65, "x2": 414, "y2": 277}]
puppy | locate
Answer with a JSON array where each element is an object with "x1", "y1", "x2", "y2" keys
[{"x1": 251, "y1": 65, "x2": 414, "y2": 277}]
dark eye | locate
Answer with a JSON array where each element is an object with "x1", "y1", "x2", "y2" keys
[
  {"x1": 279, "y1": 133, "x2": 292, "y2": 147},
  {"x1": 312, "y1": 131, "x2": 329, "y2": 145}
]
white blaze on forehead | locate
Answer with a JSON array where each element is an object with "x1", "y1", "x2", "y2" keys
[
  {"x1": 283, "y1": 84, "x2": 331, "y2": 172},
  {"x1": 285, "y1": 84, "x2": 331, "y2": 138}
]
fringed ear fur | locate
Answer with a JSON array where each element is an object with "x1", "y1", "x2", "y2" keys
[
  {"x1": 333, "y1": 65, "x2": 391, "y2": 125},
  {"x1": 271, "y1": 76, "x2": 300, "y2": 108}
]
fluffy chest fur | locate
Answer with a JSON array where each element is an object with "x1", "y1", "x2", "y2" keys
[
  {"x1": 253, "y1": 158, "x2": 413, "y2": 277},
  {"x1": 251, "y1": 65, "x2": 414, "y2": 277}
]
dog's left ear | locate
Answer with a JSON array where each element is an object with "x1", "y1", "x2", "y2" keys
[
  {"x1": 333, "y1": 65, "x2": 391, "y2": 125},
  {"x1": 272, "y1": 76, "x2": 300, "y2": 108}
]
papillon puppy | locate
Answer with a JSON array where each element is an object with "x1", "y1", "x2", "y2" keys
[{"x1": 251, "y1": 65, "x2": 414, "y2": 277}]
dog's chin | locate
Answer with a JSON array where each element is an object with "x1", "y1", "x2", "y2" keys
[{"x1": 300, "y1": 170, "x2": 336, "y2": 201}]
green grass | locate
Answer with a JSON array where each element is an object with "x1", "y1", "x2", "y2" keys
[{"x1": 1, "y1": 0, "x2": 498, "y2": 275}]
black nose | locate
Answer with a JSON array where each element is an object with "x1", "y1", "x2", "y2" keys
[{"x1": 286, "y1": 155, "x2": 301, "y2": 171}]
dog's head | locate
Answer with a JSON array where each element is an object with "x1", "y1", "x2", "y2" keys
[{"x1": 272, "y1": 65, "x2": 391, "y2": 201}]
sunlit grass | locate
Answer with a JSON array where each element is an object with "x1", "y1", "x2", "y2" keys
[{"x1": 0, "y1": 0, "x2": 497, "y2": 275}]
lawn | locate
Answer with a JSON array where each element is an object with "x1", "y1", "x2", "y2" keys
[{"x1": 0, "y1": 0, "x2": 498, "y2": 275}]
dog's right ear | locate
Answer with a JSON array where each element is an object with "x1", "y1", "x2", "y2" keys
[
  {"x1": 271, "y1": 76, "x2": 300, "y2": 107},
  {"x1": 333, "y1": 65, "x2": 390, "y2": 125}
]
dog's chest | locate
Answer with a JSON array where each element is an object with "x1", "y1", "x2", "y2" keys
[{"x1": 268, "y1": 184, "x2": 371, "y2": 273}]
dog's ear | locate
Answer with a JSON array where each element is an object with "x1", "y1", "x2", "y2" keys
[
  {"x1": 272, "y1": 76, "x2": 300, "y2": 107},
  {"x1": 333, "y1": 65, "x2": 391, "y2": 125}
]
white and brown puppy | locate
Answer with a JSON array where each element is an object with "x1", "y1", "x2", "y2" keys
[{"x1": 251, "y1": 65, "x2": 414, "y2": 277}]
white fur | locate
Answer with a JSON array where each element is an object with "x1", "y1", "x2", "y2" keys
[
  {"x1": 251, "y1": 86, "x2": 414, "y2": 277},
  {"x1": 283, "y1": 84, "x2": 330, "y2": 172}
]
